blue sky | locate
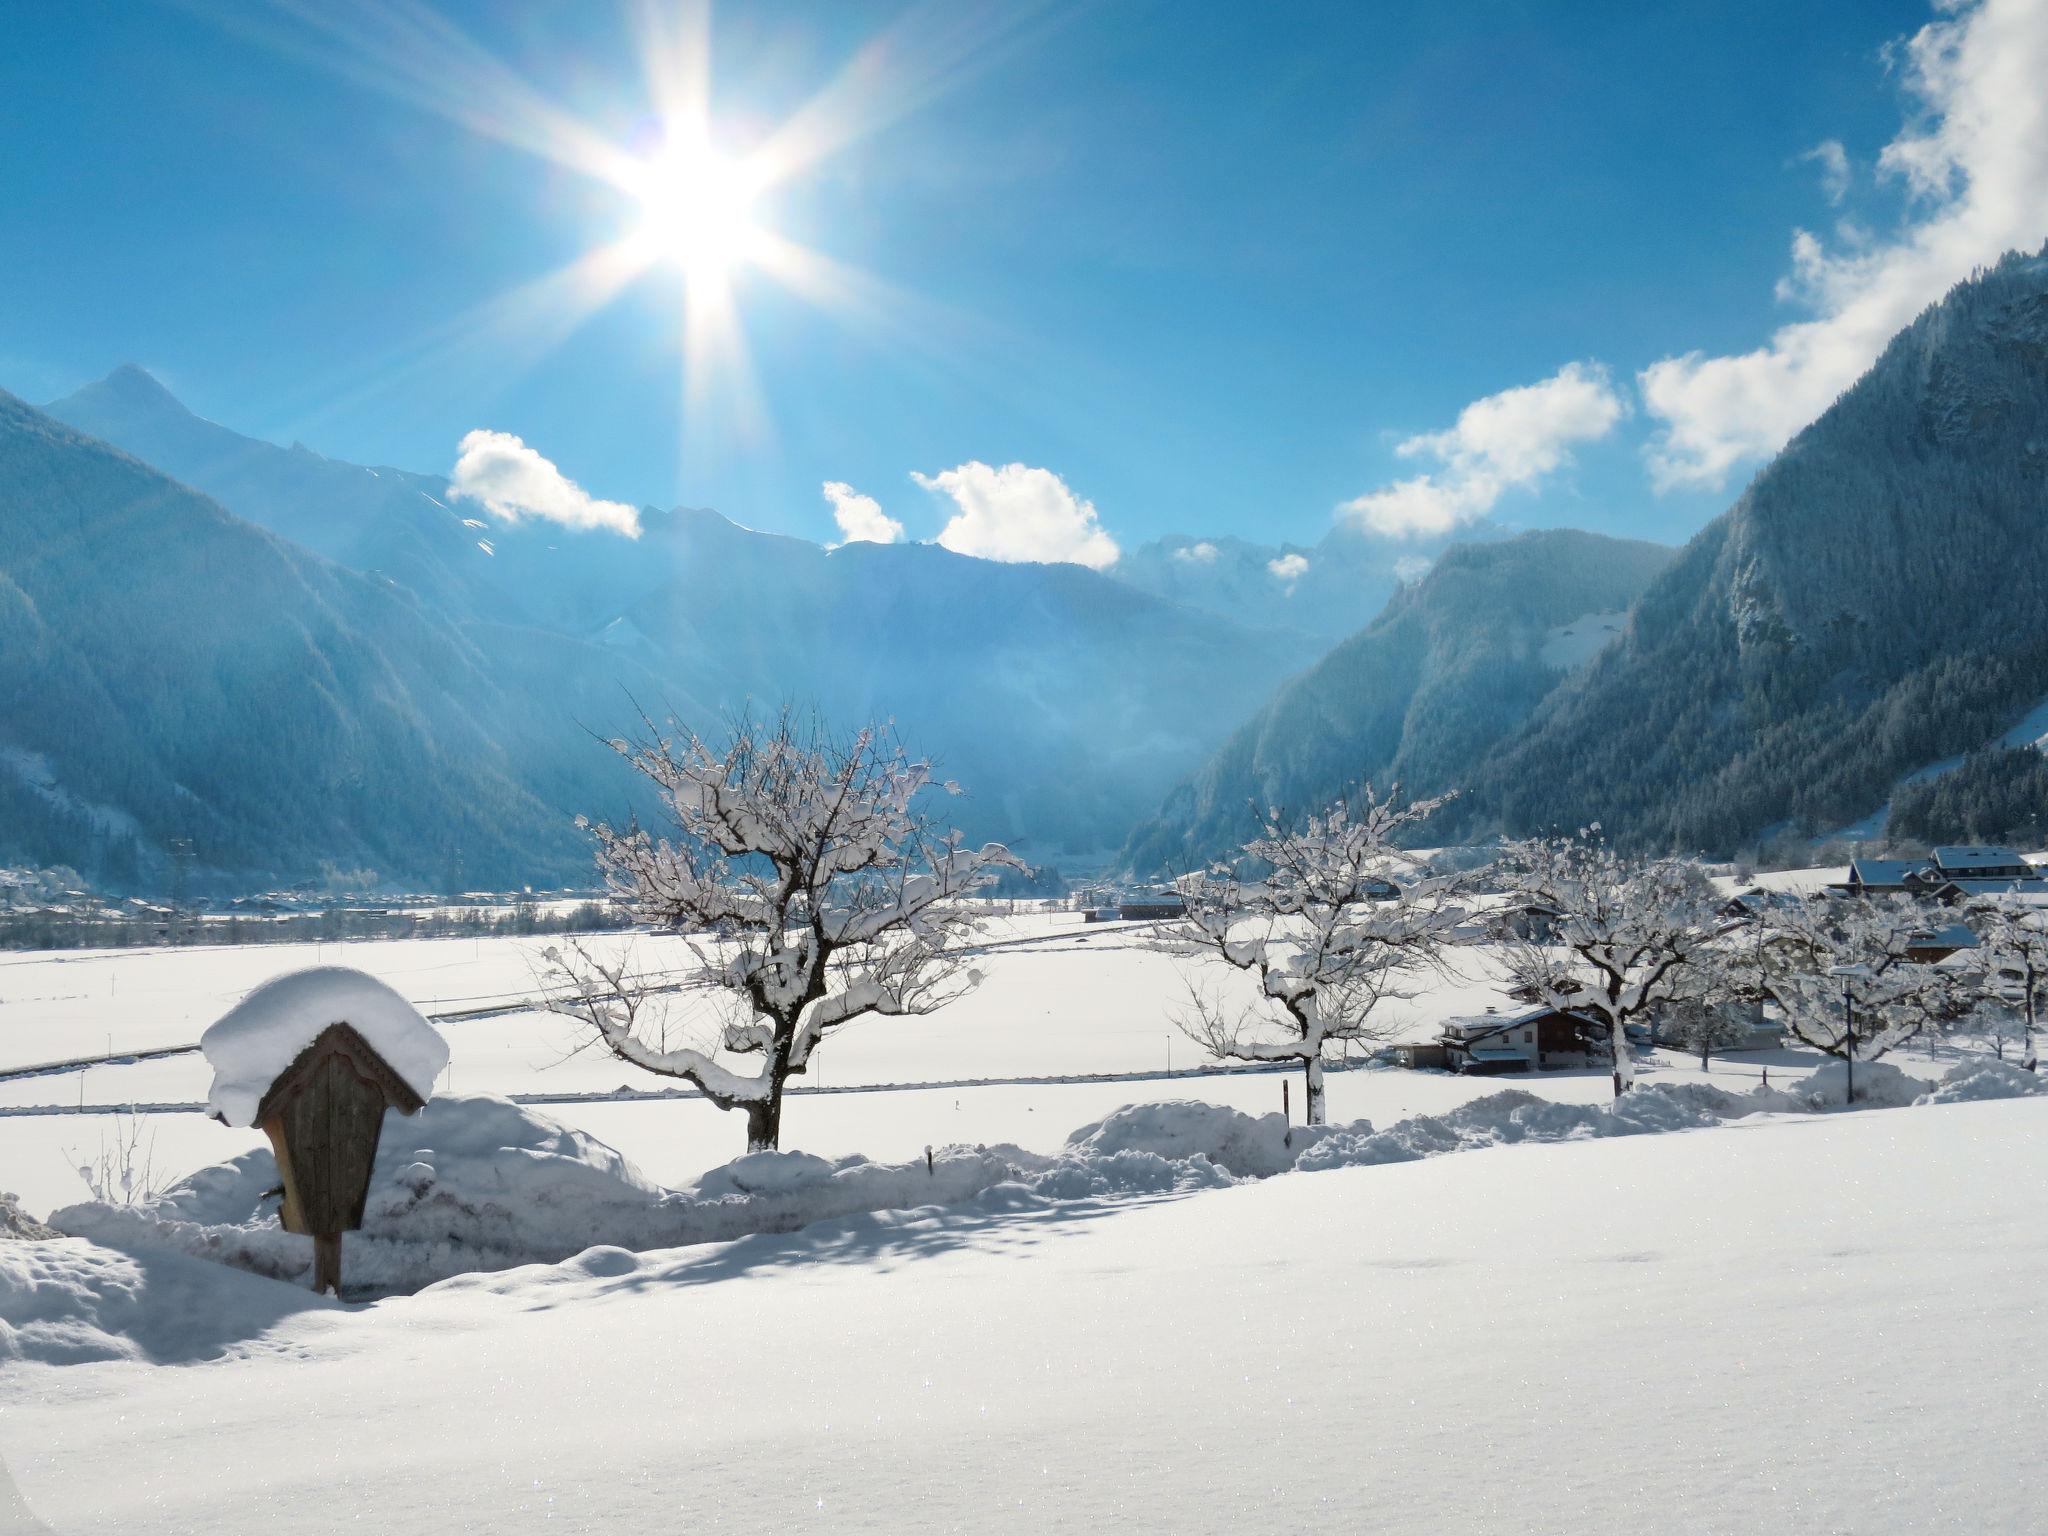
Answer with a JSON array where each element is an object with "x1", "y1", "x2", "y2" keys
[{"x1": 5, "y1": 0, "x2": 2040, "y2": 562}]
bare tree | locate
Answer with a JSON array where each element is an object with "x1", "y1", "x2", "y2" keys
[
  {"x1": 546, "y1": 710, "x2": 1018, "y2": 1152},
  {"x1": 1760, "y1": 895, "x2": 1963, "y2": 1079},
  {"x1": 1498, "y1": 834, "x2": 1721, "y2": 1099},
  {"x1": 1965, "y1": 900, "x2": 2044, "y2": 1072},
  {"x1": 1658, "y1": 997, "x2": 1757, "y2": 1071},
  {"x1": 1152, "y1": 786, "x2": 1466, "y2": 1126}
]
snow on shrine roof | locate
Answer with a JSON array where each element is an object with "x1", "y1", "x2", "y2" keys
[{"x1": 199, "y1": 966, "x2": 449, "y2": 1127}]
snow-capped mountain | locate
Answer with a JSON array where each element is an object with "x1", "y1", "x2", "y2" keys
[
  {"x1": 1110, "y1": 522, "x2": 1504, "y2": 642},
  {"x1": 1120, "y1": 528, "x2": 1673, "y2": 873}
]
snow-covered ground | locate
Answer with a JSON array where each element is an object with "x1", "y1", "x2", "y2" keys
[
  {"x1": 4, "y1": 1095, "x2": 2041, "y2": 1533},
  {"x1": 0, "y1": 920, "x2": 1804, "y2": 1218}
]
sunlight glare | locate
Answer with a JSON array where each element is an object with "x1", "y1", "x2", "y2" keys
[{"x1": 623, "y1": 141, "x2": 766, "y2": 283}]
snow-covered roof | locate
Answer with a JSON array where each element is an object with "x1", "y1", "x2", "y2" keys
[
  {"x1": 1933, "y1": 877, "x2": 2048, "y2": 897},
  {"x1": 1932, "y1": 846, "x2": 2028, "y2": 872},
  {"x1": 1909, "y1": 922, "x2": 1979, "y2": 951},
  {"x1": 199, "y1": 967, "x2": 449, "y2": 1127},
  {"x1": 1847, "y1": 859, "x2": 1920, "y2": 886}
]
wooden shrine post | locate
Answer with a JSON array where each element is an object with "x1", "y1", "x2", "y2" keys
[{"x1": 252, "y1": 1022, "x2": 426, "y2": 1297}]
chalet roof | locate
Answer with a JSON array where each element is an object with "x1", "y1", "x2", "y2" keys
[
  {"x1": 1931, "y1": 845, "x2": 2030, "y2": 872},
  {"x1": 1442, "y1": 1005, "x2": 1595, "y2": 1041},
  {"x1": 1936, "y1": 875, "x2": 2048, "y2": 895},
  {"x1": 1847, "y1": 858, "x2": 1920, "y2": 887},
  {"x1": 1909, "y1": 921, "x2": 1980, "y2": 951},
  {"x1": 1720, "y1": 888, "x2": 1806, "y2": 917}
]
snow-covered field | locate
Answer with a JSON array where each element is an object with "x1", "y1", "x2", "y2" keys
[
  {"x1": 3, "y1": 922, "x2": 2045, "y2": 1532},
  {"x1": 5, "y1": 1096, "x2": 2042, "y2": 1533},
  {"x1": 0, "y1": 917, "x2": 1626, "y2": 1218}
]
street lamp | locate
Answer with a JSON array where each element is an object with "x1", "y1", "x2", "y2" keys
[{"x1": 1828, "y1": 963, "x2": 1873, "y2": 1104}]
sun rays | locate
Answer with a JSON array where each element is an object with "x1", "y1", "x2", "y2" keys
[{"x1": 179, "y1": 0, "x2": 1054, "y2": 471}]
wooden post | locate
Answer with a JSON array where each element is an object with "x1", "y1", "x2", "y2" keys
[
  {"x1": 313, "y1": 1231, "x2": 343, "y2": 1297},
  {"x1": 1282, "y1": 1078, "x2": 1290, "y2": 1122}
]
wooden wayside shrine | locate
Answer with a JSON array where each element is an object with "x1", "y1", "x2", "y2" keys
[{"x1": 254, "y1": 1023, "x2": 426, "y2": 1296}]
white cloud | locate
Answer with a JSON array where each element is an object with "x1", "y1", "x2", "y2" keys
[
  {"x1": 1337, "y1": 362, "x2": 1625, "y2": 537},
  {"x1": 1174, "y1": 541, "x2": 1219, "y2": 564},
  {"x1": 1394, "y1": 554, "x2": 1434, "y2": 585},
  {"x1": 821, "y1": 480, "x2": 904, "y2": 546},
  {"x1": 1642, "y1": 0, "x2": 2048, "y2": 490},
  {"x1": 913, "y1": 461, "x2": 1120, "y2": 569},
  {"x1": 1802, "y1": 138, "x2": 1852, "y2": 205},
  {"x1": 1267, "y1": 552, "x2": 1310, "y2": 591},
  {"x1": 448, "y1": 429, "x2": 640, "y2": 538}
]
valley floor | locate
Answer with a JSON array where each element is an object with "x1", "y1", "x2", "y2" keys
[
  {"x1": 4, "y1": 1098, "x2": 2043, "y2": 1533},
  {"x1": 0, "y1": 917, "x2": 1834, "y2": 1218}
]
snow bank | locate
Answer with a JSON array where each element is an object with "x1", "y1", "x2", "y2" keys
[
  {"x1": 1063, "y1": 1098, "x2": 1309, "y2": 1178},
  {"x1": 0, "y1": 1237, "x2": 333, "y2": 1366},
  {"x1": 51, "y1": 1094, "x2": 1234, "y2": 1297},
  {"x1": 199, "y1": 966, "x2": 449, "y2": 1126},
  {"x1": 1916, "y1": 1057, "x2": 2047, "y2": 1104},
  {"x1": 1790, "y1": 1059, "x2": 1929, "y2": 1110},
  {"x1": 42, "y1": 1054, "x2": 2048, "y2": 1309}
]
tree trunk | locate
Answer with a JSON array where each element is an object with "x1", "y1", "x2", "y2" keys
[
  {"x1": 1610, "y1": 1016, "x2": 1631, "y2": 1099},
  {"x1": 2027, "y1": 983, "x2": 2038, "y2": 1074},
  {"x1": 1700, "y1": 1044, "x2": 1710, "y2": 1071},
  {"x1": 1303, "y1": 1056, "x2": 1326, "y2": 1127},
  {"x1": 746, "y1": 1082, "x2": 784, "y2": 1152}
]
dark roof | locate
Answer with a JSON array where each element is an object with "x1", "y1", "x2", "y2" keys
[{"x1": 1848, "y1": 859, "x2": 1920, "y2": 887}]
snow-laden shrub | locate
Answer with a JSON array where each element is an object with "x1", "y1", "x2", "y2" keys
[
  {"x1": 1916, "y1": 1057, "x2": 2047, "y2": 1104},
  {"x1": 1789, "y1": 1059, "x2": 1930, "y2": 1110}
]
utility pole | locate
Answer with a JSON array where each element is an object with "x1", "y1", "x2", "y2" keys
[{"x1": 1830, "y1": 964, "x2": 1871, "y2": 1104}]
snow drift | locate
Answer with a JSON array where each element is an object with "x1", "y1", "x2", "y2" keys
[
  {"x1": 49, "y1": 1094, "x2": 1230, "y2": 1298},
  {"x1": 30, "y1": 1057, "x2": 2046, "y2": 1309}
]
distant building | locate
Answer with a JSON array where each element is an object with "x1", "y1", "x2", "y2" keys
[
  {"x1": 1902, "y1": 921, "x2": 1979, "y2": 964},
  {"x1": 1833, "y1": 846, "x2": 2048, "y2": 903},
  {"x1": 1717, "y1": 887, "x2": 1808, "y2": 924},
  {"x1": 1117, "y1": 891, "x2": 1188, "y2": 921},
  {"x1": 1438, "y1": 1006, "x2": 1610, "y2": 1074}
]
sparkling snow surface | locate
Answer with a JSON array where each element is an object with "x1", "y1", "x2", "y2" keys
[{"x1": 1, "y1": 1100, "x2": 2041, "y2": 1533}]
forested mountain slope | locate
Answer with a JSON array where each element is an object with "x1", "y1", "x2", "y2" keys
[
  {"x1": 1463, "y1": 246, "x2": 2048, "y2": 851},
  {"x1": 19, "y1": 377, "x2": 1314, "y2": 881},
  {"x1": 0, "y1": 390, "x2": 590, "y2": 889},
  {"x1": 1122, "y1": 529, "x2": 1673, "y2": 872}
]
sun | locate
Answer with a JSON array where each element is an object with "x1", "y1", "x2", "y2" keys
[{"x1": 622, "y1": 140, "x2": 767, "y2": 285}]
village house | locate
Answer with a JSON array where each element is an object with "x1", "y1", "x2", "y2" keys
[
  {"x1": 1436, "y1": 1006, "x2": 1612, "y2": 1074},
  {"x1": 1834, "y1": 846, "x2": 2048, "y2": 903}
]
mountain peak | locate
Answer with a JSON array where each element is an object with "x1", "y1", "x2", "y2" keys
[{"x1": 48, "y1": 363, "x2": 195, "y2": 422}]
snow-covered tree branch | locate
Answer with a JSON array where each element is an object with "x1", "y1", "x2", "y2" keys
[
  {"x1": 552, "y1": 709, "x2": 1019, "y2": 1150},
  {"x1": 1757, "y1": 895, "x2": 1964, "y2": 1078},
  {"x1": 1151, "y1": 785, "x2": 1467, "y2": 1125},
  {"x1": 1497, "y1": 833, "x2": 1722, "y2": 1099},
  {"x1": 1966, "y1": 900, "x2": 2046, "y2": 1072}
]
